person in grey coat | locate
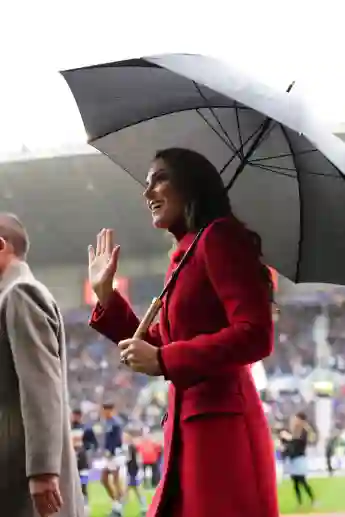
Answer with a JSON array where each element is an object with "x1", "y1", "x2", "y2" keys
[{"x1": 0, "y1": 213, "x2": 84, "y2": 517}]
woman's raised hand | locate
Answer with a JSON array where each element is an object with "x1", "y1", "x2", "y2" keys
[{"x1": 88, "y1": 229, "x2": 120, "y2": 305}]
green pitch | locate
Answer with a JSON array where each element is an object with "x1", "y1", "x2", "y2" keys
[
  {"x1": 89, "y1": 476, "x2": 345, "y2": 516},
  {"x1": 278, "y1": 476, "x2": 345, "y2": 514}
]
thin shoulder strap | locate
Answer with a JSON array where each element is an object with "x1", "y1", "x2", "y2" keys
[
  {"x1": 160, "y1": 227, "x2": 205, "y2": 301},
  {"x1": 162, "y1": 227, "x2": 206, "y2": 341}
]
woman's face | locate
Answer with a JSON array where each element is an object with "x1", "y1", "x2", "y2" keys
[{"x1": 144, "y1": 158, "x2": 185, "y2": 229}]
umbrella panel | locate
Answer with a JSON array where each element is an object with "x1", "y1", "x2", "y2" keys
[
  {"x1": 95, "y1": 108, "x2": 300, "y2": 280},
  {"x1": 63, "y1": 63, "x2": 236, "y2": 141}
]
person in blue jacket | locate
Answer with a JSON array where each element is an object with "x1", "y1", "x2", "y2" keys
[
  {"x1": 100, "y1": 403, "x2": 125, "y2": 517},
  {"x1": 71, "y1": 408, "x2": 98, "y2": 515}
]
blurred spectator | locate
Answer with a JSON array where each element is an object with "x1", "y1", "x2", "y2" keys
[{"x1": 64, "y1": 313, "x2": 148, "y2": 419}]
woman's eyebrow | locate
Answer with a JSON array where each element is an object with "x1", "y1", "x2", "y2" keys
[{"x1": 146, "y1": 168, "x2": 167, "y2": 184}]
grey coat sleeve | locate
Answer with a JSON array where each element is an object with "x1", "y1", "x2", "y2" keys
[{"x1": 5, "y1": 283, "x2": 63, "y2": 478}]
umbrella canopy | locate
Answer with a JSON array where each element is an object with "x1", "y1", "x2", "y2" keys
[{"x1": 62, "y1": 53, "x2": 345, "y2": 285}]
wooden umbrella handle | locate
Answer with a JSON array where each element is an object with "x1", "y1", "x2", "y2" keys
[{"x1": 133, "y1": 297, "x2": 162, "y2": 339}]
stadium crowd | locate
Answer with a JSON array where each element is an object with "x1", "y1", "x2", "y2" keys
[
  {"x1": 63, "y1": 297, "x2": 345, "y2": 432},
  {"x1": 64, "y1": 295, "x2": 345, "y2": 516},
  {"x1": 65, "y1": 315, "x2": 148, "y2": 421}
]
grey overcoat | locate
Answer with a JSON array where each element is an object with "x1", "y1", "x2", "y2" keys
[{"x1": 0, "y1": 261, "x2": 84, "y2": 517}]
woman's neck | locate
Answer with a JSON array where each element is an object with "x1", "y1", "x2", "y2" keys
[{"x1": 168, "y1": 219, "x2": 188, "y2": 242}]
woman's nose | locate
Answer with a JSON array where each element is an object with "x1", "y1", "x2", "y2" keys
[
  {"x1": 143, "y1": 187, "x2": 149, "y2": 199},
  {"x1": 143, "y1": 185, "x2": 153, "y2": 199}
]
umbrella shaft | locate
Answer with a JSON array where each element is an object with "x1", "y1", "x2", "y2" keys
[{"x1": 133, "y1": 298, "x2": 162, "y2": 339}]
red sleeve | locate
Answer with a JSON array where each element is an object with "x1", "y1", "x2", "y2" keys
[
  {"x1": 89, "y1": 289, "x2": 162, "y2": 347},
  {"x1": 159, "y1": 219, "x2": 273, "y2": 389}
]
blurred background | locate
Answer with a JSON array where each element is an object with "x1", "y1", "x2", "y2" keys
[
  {"x1": 3, "y1": 2, "x2": 345, "y2": 514},
  {"x1": 2, "y1": 144, "x2": 345, "y2": 454},
  {"x1": 1, "y1": 120, "x2": 345, "y2": 517}
]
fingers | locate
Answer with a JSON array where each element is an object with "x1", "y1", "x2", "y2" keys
[
  {"x1": 96, "y1": 228, "x2": 107, "y2": 255},
  {"x1": 122, "y1": 351, "x2": 135, "y2": 364},
  {"x1": 51, "y1": 487, "x2": 63, "y2": 509},
  {"x1": 118, "y1": 339, "x2": 132, "y2": 349},
  {"x1": 118, "y1": 338, "x2": 136, "y2": 350},
  {"x1": 120, "y1": 351, "x2": 140, "y2": 371},
  {"x1": 119, "y1": 340, "x2": 135, "y2": 364},
  {"x1": 119, "y1": 340, "x2": 141, "y2": 367},
  {"x1": 88, "y1": 245, "x2": 95, "y2": 264},
  {"x1": 120, "y1": 348, "x2": 132, "y2": 362},
  {"x1": 122, "y1": 356, "x2": 145, "y2": 373},
  {"x1": 33, "y1": 491, "x2": 62, "y2": 517},
  {"x1": 100, "y1": 229, "x2": 108, "y2": 254},
  {"x1": 110, "y1": 245, "x2": 120, "y2": 271},
  {"x1": 119, "y1": 340, "x2": 149, "y2": 373},
  {"x1": 96, "y1": 230, "x2": 103, "y2": 256},
  {"x1": 95, "y1": 229, "x2": 117, "y2": 258},
  {"x1": 105, "y1": 229, "x2": 114, "y2": 256}
]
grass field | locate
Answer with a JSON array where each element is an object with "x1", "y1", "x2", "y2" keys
[{"x1": 88, "y1": 476, "x2": 345, "y2": 516}]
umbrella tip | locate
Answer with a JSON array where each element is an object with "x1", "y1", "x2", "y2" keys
[{"x1": 286, "y1": 81, "x2": 296, "y2": 93}]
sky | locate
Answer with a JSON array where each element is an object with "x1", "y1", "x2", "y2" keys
[{"x1": 1, "y1": 0, "x2": 345, "y2": 157}]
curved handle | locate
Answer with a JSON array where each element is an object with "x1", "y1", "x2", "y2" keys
[{"x1": 133, "y1": 297, "x2": 162, "y2": 339}]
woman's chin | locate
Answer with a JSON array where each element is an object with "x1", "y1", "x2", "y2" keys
[{"x1": 152, "y1": 216, "x2": 169, "y2": 229}]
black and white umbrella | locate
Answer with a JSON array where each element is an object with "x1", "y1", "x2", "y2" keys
[{"x1": 62, "y1": 54, "x2": 345, "y2": 285}]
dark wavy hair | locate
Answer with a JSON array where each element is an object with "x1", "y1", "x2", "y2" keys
[{"x1": 155, "y1": 147, "x2": 273, "y2": 298}]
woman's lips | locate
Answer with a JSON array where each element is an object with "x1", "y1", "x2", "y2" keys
[{"x1": 150, "y1": 201, "x2": 164, "y2": 212}]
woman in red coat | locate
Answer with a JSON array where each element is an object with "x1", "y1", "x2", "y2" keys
[{"x1": 88, "y1": 148, "x2": 279, "y2": 517}]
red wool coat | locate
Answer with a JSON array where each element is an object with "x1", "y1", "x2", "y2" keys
[{"x1": 90, "y1": 217, "x2": 279, "y2": 517}]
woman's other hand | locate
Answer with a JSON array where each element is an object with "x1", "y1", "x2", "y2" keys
[
  {"x1": 118, "y1": 338, "x2": 162, "y2": 376},
  {"x1": 88, "y1": 229, "x2": 120, "y2": 306}
]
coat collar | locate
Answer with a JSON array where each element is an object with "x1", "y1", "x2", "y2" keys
[
  {"x1": 170, "y1": 232, "x2": 197, "y2": 265},
  {"x1": 169, "y1": 216, "x2": 237, "y2": 266},
  {"x1": 0, "y1": 260, "x2": 33, "y2": 292}
]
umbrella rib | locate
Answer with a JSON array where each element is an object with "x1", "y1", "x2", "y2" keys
[
  {"x1": 250, "y1": 163, "x2": 296, "y2": 178},
  {"x1": 250, "y1": 162, "x2": 345, "y2": 179},
  {"x1": 88, "y1": 105, "x2": 237, "y2": 143},
  {"x1": 250, "y1": 164, "x2": 297, "y2": 172},
  {"x1": 195, "y1": 108, "x2": 240, "y2": 154},
  {"x1": 192, "y1": 81, "x2": 241, "y2": 157},
  {"x1": 235, "y1": 102, "x2": 245, "y2": 160},
  {"x1": 225, "y1": 118, "x2": 273, "y2": 191},
  {"x1": 250, "y1": 149, "x2": 317, "y2": 163},
  {"x1": 219, "y1": 120, "x2": 268, "y2": 175},
  {"x1": 251, "y1": 120, "x2": 279, "y2": 152},
  {"x1": 281, "y1": 127, "x2": 303, "y2": 283}
]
